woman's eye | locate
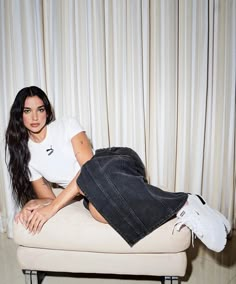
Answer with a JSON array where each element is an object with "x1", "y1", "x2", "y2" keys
[
  {"x1": 38, "y1": 107, "x2": 45, "y2": 112},
  {"x1": 23, "y1": 109, "x2": 31, "y2": 114}
]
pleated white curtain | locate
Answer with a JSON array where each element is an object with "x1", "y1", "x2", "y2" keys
[
  {"x1": 202, "y1": 0, "x2": 236, "y2": 226},
  {"x1": 0, "y1": 0, "x2": 47, "y2": 237},
  {"x1": 0, "y1": 0, "x2": 235, "y2": 238},
  {"x1": 43, "y1": 0, "x2": 148, "y2": 159}
]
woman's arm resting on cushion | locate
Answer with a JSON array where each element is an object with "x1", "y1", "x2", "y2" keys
[
  {"x1": 15, "y1": 177, "x2": 56, "y2": 227},
  {"x1": 26, "y1": 132, "x2": 94, "y2": 234}
]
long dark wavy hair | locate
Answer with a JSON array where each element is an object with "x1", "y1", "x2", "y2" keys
[{"x1": 5, "y1": 86, "x2": 55, "y2": 207}]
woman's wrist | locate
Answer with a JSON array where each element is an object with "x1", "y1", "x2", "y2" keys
[
  {"x1": 42, "y1": 198, "x2": 54, "y2": 206},
  {"x1": 49, "y1": 199, "x2": 62, "y2": 214}
]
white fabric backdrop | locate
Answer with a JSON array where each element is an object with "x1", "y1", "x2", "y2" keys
[
  {"x1": 0, "y1": 0, "x2": 235, "y2": 238},
  {"x1": 0, "y1": 0, "x2": 47, "y2": 237}
]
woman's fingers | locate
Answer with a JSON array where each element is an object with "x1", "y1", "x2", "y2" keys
[
  {"x1": 27, "y1": 212, "x2": 39, "y2": 233},
  {"x1": 28, "y1": 214, "x2": 45, "y2": 234},
  {"x1": 14, "y1": 213, "x2": 20, "y2": 223},
  {"x1": 15, "y1": 200, "x2": 53, "y2": 230},
  {"x1": 16, "y1": 204, "x2": 55, "y2": 234},
  {"x1": 15, "y1": 209, "x2": 31, "y2": 227},
  {"x1": 27, "y1": 206, "x2": 53, "y2": 234}
]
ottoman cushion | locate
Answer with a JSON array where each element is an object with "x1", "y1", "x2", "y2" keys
[{"x1": 14, "y1": 194, "x2": 190, "y2": 254}]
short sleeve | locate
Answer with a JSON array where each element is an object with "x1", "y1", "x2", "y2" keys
[
  {"x1": 29, "y1": 164, "x2": 42, "y2": 181},
  {"x1": 63, "y1": 117, "x2": 85, "y2": 140}
]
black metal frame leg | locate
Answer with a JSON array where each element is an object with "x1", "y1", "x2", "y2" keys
[
  {"x1": 24, "y1": 270, "x2": 45, "y2": 284},
  {"x1": 161, "y1": 276, "x2": 180, "y2": 284}
]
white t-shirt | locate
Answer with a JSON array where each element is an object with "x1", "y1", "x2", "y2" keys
[{"x1": 28, "y1": 117, "x2": 84, "y2": 188}]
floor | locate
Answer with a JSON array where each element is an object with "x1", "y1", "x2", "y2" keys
[{"x1": 0, "y1": 231, "x2": 236, "y2": 284}]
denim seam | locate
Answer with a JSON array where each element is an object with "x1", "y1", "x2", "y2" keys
[
  {"x1": 86, "y1": 158, "x2": 149, "y2": 235},
  {"x1": 142, "y1": 194, "x2": 188, "y2": 236},
  {"x1": 78, "y1": 167, "x2": 145, "y2": 246},
  {"x1": 102, "y1": 160, "x2": 149, "y2": 232}
]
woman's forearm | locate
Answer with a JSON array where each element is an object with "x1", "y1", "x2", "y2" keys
[
  {"x1": 49, "y1": 173, "x2": 81, "y2": 213},
  {"x1": 25, "y1": 174, "x2": 82, "y2": 234},
  {"x1": 22, "y1": 198, "x2": 55, "y2": 211}
]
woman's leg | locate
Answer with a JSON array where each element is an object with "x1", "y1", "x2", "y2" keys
[
  {"x1": 77, "y1": 147, "x2": 230, "y2": 252},
  {"x1": 88, "y1": 202, "x2": 107, "y2": 223},
  {"x1": 77, "y1": 147, "x2": 188, "y2": 246},
  {"x1": 77, "y1": 185, "x2": 108, "y2": 223}
]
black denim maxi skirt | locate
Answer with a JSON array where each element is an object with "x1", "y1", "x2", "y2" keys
[{"x1": 77, "y1": 147, "x2": 188, "y2": 246}]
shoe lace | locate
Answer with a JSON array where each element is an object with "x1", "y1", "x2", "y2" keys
[{"x1": 172, "y1": 215, "x2": 203, "y2": 247}]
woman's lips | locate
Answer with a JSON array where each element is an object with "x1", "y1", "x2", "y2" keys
[{"x1": 30, "y1": 123, "x2": 40, "y2": 127}]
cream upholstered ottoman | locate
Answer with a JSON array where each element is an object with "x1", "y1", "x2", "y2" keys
[{"x1": 13, "y1": 190, "x2": 191, "y2": 284}]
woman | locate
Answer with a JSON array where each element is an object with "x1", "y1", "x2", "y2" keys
[{"x1": 5, "y1": 86, "x2": 230, "y2": 253}]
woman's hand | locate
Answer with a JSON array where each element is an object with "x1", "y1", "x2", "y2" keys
[
  {"x1": 15, "y1": 207, "x2": 32, "y2": 228},
  {"x1": 25, "y1": 204, "x2": 58, "y2": 234},
  {"x1": 15, "y1": 199, "x2": 53, "y2": 229}
]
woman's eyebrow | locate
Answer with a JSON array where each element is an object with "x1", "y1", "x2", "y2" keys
[{"x1": 23, "y1": 104, "x2": 45, "y2": 109}]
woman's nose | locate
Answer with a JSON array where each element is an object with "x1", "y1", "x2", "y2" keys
[{"x1": 32, "y1": 111, "x2": 38, "y2": 120}]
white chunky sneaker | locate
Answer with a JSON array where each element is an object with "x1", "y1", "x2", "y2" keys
[
  {"x1": 174, "y1": 194, "x2": 228, "y2": 252},
  {"x1": 213, "y1": 209, "x2": 232, "y2": 236}
]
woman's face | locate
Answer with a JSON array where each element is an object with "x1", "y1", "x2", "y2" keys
[{"x1": 22, "y1": 96, "x2": 47, "y2": 135}]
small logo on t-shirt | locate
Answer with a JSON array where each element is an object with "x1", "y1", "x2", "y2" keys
[{"x1": 46, "y1": 146, "x2": 54, "y2": 156}]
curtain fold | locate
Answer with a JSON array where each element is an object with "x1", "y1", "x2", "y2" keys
[
  {"x1": 104, "y1": 0, "x2": 147, "y2": 162},
  {"x1": 0, "y1": 0, "x2": 235, "y2": 237},
  {"x1": 176, "y1": 0, "x2": 209, "y2": 194},
  {"x1": 148, "y1": 0, "x2": 179, "y2": 190},
  {"x1": 202, "y1": 0, "x2": 236, "y2": 221},
  {"x1": 43, "y1": 0, "x2": 110, "y2": 147},
  {"x1": 0, "y1": 0, "x2": 46, "y2": 237}
]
